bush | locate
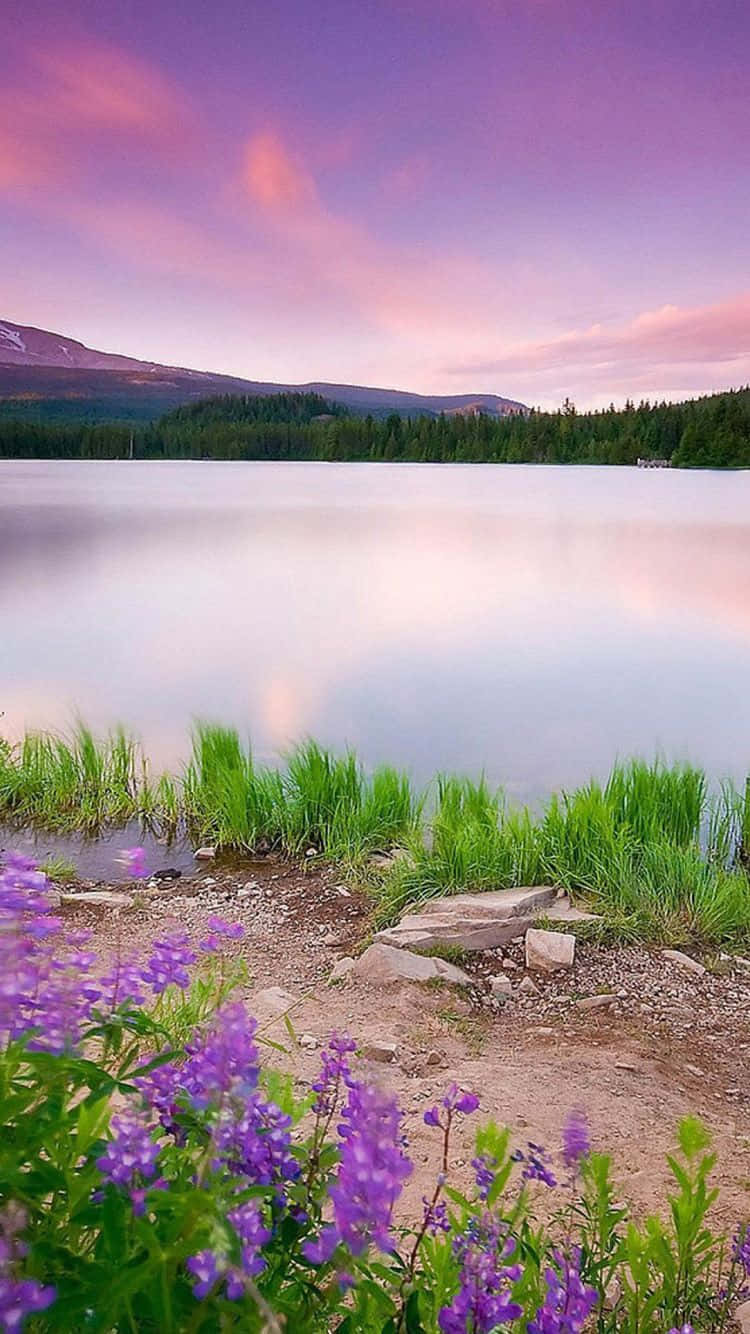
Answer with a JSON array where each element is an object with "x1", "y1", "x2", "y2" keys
[{"x1": 0, "y1": 851, "x2": 748, "y2": 1332}]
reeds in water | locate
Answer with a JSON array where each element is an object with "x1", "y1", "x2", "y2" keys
[{"x1": 1, "y1": 727, "x2": 749, "y2": 945}]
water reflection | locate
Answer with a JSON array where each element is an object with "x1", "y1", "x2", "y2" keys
[{"x1": 1, "y1": 460, "x2": 749, "y2": 798}]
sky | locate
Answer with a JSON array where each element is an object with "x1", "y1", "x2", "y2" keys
[{"x1": 1, "y1": 0, "x2": 749, "y2": 409}]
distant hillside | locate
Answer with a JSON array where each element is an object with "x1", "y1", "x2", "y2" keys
[{"x1": 0, "y1": 319, "x2": 527, "y2": 422}]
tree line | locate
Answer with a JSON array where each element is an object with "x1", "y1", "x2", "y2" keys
[{"x1": 1, "y1": 387, "x2": 749, "y2": 467}]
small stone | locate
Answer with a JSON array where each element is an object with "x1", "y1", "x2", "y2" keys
[
  {"x1": 328, "y1": 956, "x2": 355, "y2": 982},
  {"x1": 363, "y1": 1041, "x2": 399, "y2": 1064},
  {"x1": 525, "y1": 928, "x2": 575, "y2": 972},
  {"x1": 518, "y1": 976, "x2": 540, "y2": 996},
  {"x1": 575, "y1": 994, "x2": 616, "y2": 1011},
  {"x1": 425, "y1": 1050, "x2": 444, "y2": 1067},
  {"x1": 614, "y1": 1061, "x2": 639, "y2": 1072},
  {"x1": 194, "y1": 846, "x2": 216, "y2": 860},
  {"x1": 305, "y1": 847, "x2": 317, "y2": 858},
  {"x1": 202, "y1": 876, "x2": 217, "y2": 886},
  {"x1": 662, "y1": 949, "x2": 706, "y2": 976},
  {"x1": 532, "y1": 1026, "x2": 555, "y2": 1037},
  {"x1": 502, "y1": 958, "x2": 520, "y2": 971},
  {"x1": 252, "y1": 985, "x2": 297, "y2": 1016},
  {"x1": 490, "y1": 973, "x2": 514, "y2": 997},
  {"x1": 299, "y1": 1033, "x2": 318, "y2": 1049}
]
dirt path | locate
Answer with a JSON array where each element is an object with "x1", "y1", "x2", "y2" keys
[{"x1": 61, "y1": 855, "x2": 750, "y2": 1227}]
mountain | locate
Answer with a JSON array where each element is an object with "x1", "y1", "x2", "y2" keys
[{"x1": 0, "y1": 319, "x2": 526, "y2": 422}]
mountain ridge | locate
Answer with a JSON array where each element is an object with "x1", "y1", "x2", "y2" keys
[{"x1": 0, "y1": 319, "x2": 527, "y2": 420}]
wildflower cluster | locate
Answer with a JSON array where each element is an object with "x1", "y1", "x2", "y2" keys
[{"x1": 0, "y1": 851, "x2": 748, "y2": 1333}]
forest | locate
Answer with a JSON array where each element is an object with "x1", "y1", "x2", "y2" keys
[{"x1": 1, "y1": 385, "x2": 749, "y2": 467}]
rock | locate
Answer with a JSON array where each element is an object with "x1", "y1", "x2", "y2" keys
[
  {"x1": 377, "y1": 886, "x2": 558, "y2": 953},
  {"x1": 604, "y1": 1278, "x2": 622, "y2": 1311},
  {"x1": 153, "y1": 867, "x2": 181, "y2": 882},
  {"x1": 194, "y1": 846, "x2": 216, "y2": 860},
  {"x1": 328, "y1": 956, "x2": 355, "y2": 983},
  {"x1": 60, "y1": 890, "x2": 133, "y2": 909},
  {"x1": 541, "y1": 897, "x2": 602, "y2": 925},
  {"x1": 614, "y1": 1060, "x2": 639, "y2": 1072},
  {"x1": 489, "y1": 974, "x2": 514, "y2": 997},
  {"x1": 305, "y1": 847, "x2": 317, "y2": 858},
  {"x1": 299, "y1": 1033, "x2": 318, "y2": 1049},
  {"x1": 525, "y1": 928, "x2": 575, "y2": 972},
  {"x1": 425, "y1": 1050, "x2": 444, "y2": 1066},
  {"x1": 350, "y1": 943, "x2": 471, "y2": 988},
  {"x1": 575, "y1": 994, "x2": 616, "y2": 1011},
  {"x1": 662, "y1": 949, "x2": 706, "y2": 976},
  {"x1": 531, "y1": 1026, "x2": 555, "y2": 1037},
  {"x1": 363, "y1": 1040, "x2": 399, "y2": 1063},
  {"x1": 502, "y1": 957, "x2": 520, "y2": 971},
  {"x1": 735, "y1": 1301, "x2": 750, "y2": 1334},
  {"x1": 251, "y1": 986, "x2": 297, "y2": 1017},
  {"x1": 518, "y1": 975, "x2": 540, "y2": 996}
]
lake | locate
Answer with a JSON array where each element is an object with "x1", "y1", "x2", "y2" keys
[{"x1": 2, "y1": 459, "x2": 750, "y2": 803}]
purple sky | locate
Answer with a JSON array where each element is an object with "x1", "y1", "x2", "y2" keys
[{"x1": 2, "y1": 0, "x2": 749, "y2": 407}]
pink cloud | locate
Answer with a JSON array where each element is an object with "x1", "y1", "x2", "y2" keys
[
  {"x1": 245, "y1": 132, "x2": 318, "y2": 211},
  {"x1": 446, "y1": 293, "x2": 750, "y2": 401},
  {"x1": 33, "y1": 41, "x2": 187, "y2": 135}
]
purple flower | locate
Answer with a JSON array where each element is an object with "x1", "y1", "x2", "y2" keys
[
  {"x1": 199, "y1": 916, "x2": 245, "y2": 954},
  {"x1": 667, "y1": 1326, "x2": 695, "y2": 1334},
  {"x1": 311, "y1": 1033, "x2": 357, "y2": 1116},
  {"x1": 424, "y1": 1083, "x2": 480, "y2": 1129},
  {"x1": 141, "y1": 931, "x2": 196, "y2": 993},
  {"x1": 227, "y1": 1200, "x2": 271, "y2": 1278},
  {"x1": 0, "y1": 1203, "x2": 56, "y2": 1330},
  {"x1": 440, "y1": 1223, "x2": 522, "y2": 1333},
  {"x1": 472, "y1": 1154, "x2": 498, "y2": 1203},
  {"x1": 119, "y1": 847, "x2": 148, "y2": 879},
  {"x1": 528, "y1": 1249, "x2": 598, "y2": 1334},
  {"x1": 98, "y1": 957, "x2": 146, "y2": 1010},
  {"x1": 734, "y1": 1223, "x2": 750, "y2": 1277},
  {"x1": 96, "y1": 1112, "x2": 161, "y2": 1205},
  {"x1": 422, "y1": 1197, "x2": 451, "y2": 1235},
  {"x1": 304, "y1": 1082, "x2": 412, "y2": 1263},
  {"x1": 186, "y1": 1249, "x2": 221, "y2": 1300},
  {"x1": 513, "y1": 1142, "x2": 557, "y2": 1189},
  {"x1": 562, "y1": 1110, "x2": 590, "y2": 1169}
]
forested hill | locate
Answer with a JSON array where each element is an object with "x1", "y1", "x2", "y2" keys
[{"x1": 1, "y1": 386, "x2": 749, "y2": 467}]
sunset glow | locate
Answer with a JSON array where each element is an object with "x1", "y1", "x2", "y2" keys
[{"x1": 2, "y1": 0, "x2": 748, "y2": 406}]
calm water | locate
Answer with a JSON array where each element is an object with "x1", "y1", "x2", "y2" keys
[{"x1": 2, "y1": 459, "x2": 750, "y2": 802}]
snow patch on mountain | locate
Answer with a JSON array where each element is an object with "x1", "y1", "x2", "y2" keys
[{"x1": 0, "y1": 324, "x2": 26, "y2": 353}]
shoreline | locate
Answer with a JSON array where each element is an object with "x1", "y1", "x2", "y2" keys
[{"x1": 2, "y1": 723, "x2": 750, "y2": 949}]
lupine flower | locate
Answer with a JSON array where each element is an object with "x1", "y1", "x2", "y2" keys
[
  {"x1": 667, "y1": 1326, "x2": 695, "y2": 1334},
  {"x1": 440, "y1": 1223, "x2": 522, "y2": 1333},
  {"x1": 0, "y1": 1203, "x2": 56, "y2": 1330},
  {"x1": 186, "y1": 1249, "x2": 221, "y2": 1299},
  {"x1": 96, "y1": 1112, "x2": 162, "y2": 1212},
  {"x1": 424, "y1": 1083, "x2": 480, "y2": 1128},
  {"x1": 562, "y1": 1110, "x2": 591, "y2": 1169},
  {"x1": 97, "y1": 958, "x2": 146, "y2": 1010},
  {"x1": 422, "y1": 1197, "x2": 451, "y2": 1235},
  {"x1": 304, "y1": 1082, "x2": 412, "y2": 1262},
  {"x1": 512, "y1": 1142, "x2": 557, "y2": 1188},
  {"x1": 141, "y1": 931, "x2": 196, "y2": 993},
  {"x1": 472, "y1": 1153, "x2": 498, "y2": 1202},
  {"x1": 227, "y1": 1200, "x2": 272, "y2": 1278},
  {"x1": 311, "y1": 1033, "x2": 357, "y2": 1115},
  {"x1": 528, "y1": 1249, "x2": 598, "y2": 1334},
  {"x1": 199, "y1": 916, "x2": 245, "y2": 953},
  {"x1": 734, "y1": 1223, "x2": 750, "y2": 1277}
]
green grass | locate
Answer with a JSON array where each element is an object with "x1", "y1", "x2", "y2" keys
[
  {"x1": 2, "y1": 728, "x2": 750, "y2": 946},
  {"x1": 38, "y1": 854, "x2": 77, "y2": 884}
]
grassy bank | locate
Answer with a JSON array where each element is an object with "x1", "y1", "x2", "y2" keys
[{"x1": 2, "y1": 724, "x2": 750, "y2": 946}]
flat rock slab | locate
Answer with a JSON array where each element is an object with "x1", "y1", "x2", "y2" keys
[
  {"x1": 351, "y1": 942, "x2": 471, "y2": 987},
  {"x1": 377, "y1": 885, "x2": 557, "y2": 952},
  {"x1": 60, "y1": 890, "x2": 134, "y2": 909}
]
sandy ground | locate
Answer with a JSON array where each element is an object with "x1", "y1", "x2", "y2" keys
[{"x1": 61, "y1": 855, "x2": 750, "y2": 1228}]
